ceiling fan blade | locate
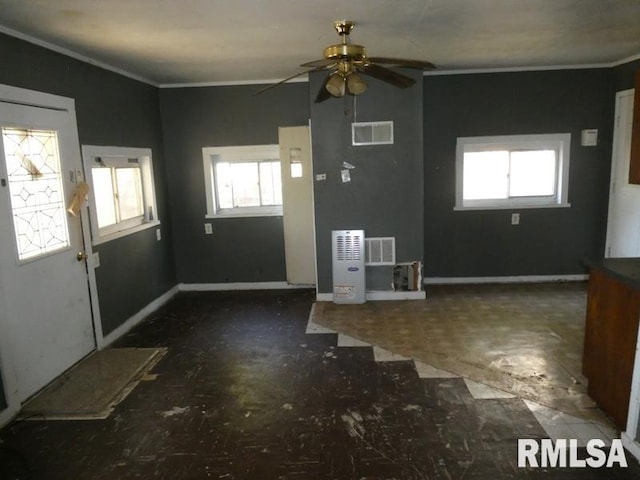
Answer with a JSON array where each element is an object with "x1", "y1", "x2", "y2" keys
[
  {"x1": 254, "y1": 66, "x2": 331, "y2": 95},
  {"x1": 254, "y1": 71, "x2": 309, "y2": 95},
  {"x1": 314, "y1": 74, "x2": 333, "y2": 103},
  {"x1": 301, "y1": 58, "x2": 337, "y2": 68},
  {"x1": 359, "y1": 63, "x2": 415, "y2": 89},
  {"x1": 368, "y1": 57, "x2": 435, "y2": 70}
]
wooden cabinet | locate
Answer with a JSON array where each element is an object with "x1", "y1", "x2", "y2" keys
[
  {"x1": 630, "y1": 71, "x2": 640, "y2": 184},
  {"x1": 583, "y1": 268, "x2": 640, "y2": 429}
]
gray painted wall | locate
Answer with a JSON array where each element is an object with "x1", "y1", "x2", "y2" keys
[
  {"x1": 159, "y1": 84, "x2": 309, "y2": 283},
  {"x1": 0, "y1": 33, "x2": 176, "y2": 336},
  {"x1": 310, "y1": 70, "x2": 424, "y2": 294},
  {"x1": 423, "y1": 69, "x2": 615, "y2": 277}
]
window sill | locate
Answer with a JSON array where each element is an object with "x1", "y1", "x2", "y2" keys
[
  {"x1": 205, "y1": 208, "x2": 283, "y2": 219},
  {"x1": 454, "y1": 203, "x2": 571, "y2": 211},
  {"x1": 92, "y1": 220, "x2": 161, "y2": 246}
]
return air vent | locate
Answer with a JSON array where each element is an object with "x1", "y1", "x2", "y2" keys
[
  {"x1": 365, "y1": 237, "x2": 395, "y2": 266},
  {"x1": 352, "y1": 121, "x2": 394, "y2": 146}
]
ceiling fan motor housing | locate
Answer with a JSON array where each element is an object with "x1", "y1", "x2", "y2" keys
[{"x1": 323, "y1": 44, "x2": 366, "y2": 63}]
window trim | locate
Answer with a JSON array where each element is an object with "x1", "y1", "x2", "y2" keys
[
  {"x1": 202, "y1": 145, "x2": 283, "y2": 218},
  {"x1": 82, "y1": 145, "x2": 160, "y2": 245},
  {"x1": 454, "y1": 133, "x2": 572, "y2": 211}
]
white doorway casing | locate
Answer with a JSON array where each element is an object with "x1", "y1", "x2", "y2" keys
[
  {"x1": 0, "y1": 84, "x2": 96, "y2": 426},
  {"x1": 278, "y1": 125, "x2": 317, "y2": 286},
  {"x1": 606, "y1": 89, "x2": 640, "y2": 258}
]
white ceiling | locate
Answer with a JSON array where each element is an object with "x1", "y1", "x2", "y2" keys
[{"x1": 0, "y1": 0, "x2": 639, "y2": 86}]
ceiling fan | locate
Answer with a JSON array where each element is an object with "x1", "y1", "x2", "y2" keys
[{"x1": 256, "y1": 20, "x2": 435, "y2": 102}]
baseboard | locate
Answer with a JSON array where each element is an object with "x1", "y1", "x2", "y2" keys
[
  {"x1": 316, "y1": 290, "x2": 426, "y2": 302},
  {"x1": 99, "y1": 285, "x2": 180, "y2": 349},
  {"x1": 424, "y1": 274, "x2": 588, "y2": 285},
  {"x1": 622, "y1": 432, "x2": 640, "y2": 463},
  {"x1": 179, "y1": 281, "x2": 312, "y2": 292},
  {"x1": 367, "y1": 290, "x2": 426, "y2": 300}
]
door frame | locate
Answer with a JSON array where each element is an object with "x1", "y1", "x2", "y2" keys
[
  {"x1": 278, "y1": 124, "x2": 318, "y2": 287},
  {"x1": 0, "y1": 84, "x2": 98, "y2": 426},
  {"x1": 605, "y1": 88, "x2": 636, "y2": 257}
]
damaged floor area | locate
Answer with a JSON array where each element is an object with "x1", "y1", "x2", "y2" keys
[
  {"x1": 312, "y1": 282, "x2": 604, "y2": 423},
  {"x1": 0, "y1": 289, "x2": 639, "y2": 479}
]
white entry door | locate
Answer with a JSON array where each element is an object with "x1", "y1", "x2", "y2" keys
[
  {"x1": 606, "y1": 89, "x2": 640, "y2": 257},
  {"x1": 0, "y1": 87, "x2": 95, "y2": 410},
  {"x1": 279, "y1": 126, "x2": 316, "y2": 285}
]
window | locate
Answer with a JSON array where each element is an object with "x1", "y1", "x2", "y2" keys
[
  {"x1": 202, "y1": 145, "x2": 282, "y2": 217},
  {"x1": 455, "y1": 133, "x2": 571, "y2": 210},
  {"x1": 82, "y1": 146, "x2": 159, "y2": 244}
]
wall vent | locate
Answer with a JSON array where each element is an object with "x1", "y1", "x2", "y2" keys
[
  {"x1": 352, "y1": 121, "x2": 394, "y2": 146},
  {"x1": 365, "y1": 237, "x2": 396, "y2": 266}
]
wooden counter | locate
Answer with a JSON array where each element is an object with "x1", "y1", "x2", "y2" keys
[{"x1": 583, "y1": 258, "x2": 640, "y2": 429}]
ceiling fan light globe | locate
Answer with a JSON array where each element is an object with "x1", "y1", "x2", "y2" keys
[
  {"x1": 347, "y1": 73, "x2": 367, "y2": 95},
  {"x1": 326, "y1": 74, "x2": 346, "y2": 97}
]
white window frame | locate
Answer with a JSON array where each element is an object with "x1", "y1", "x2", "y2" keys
[
  {"x1": 455, "y1": 133, "x2": 572, "y2": 210},
  {"x1": 82, "y1": 145, "x2": 160, "y2": 245},
  {"x1": 202, "y1": 145, "x2": 283, "y2": 218}
]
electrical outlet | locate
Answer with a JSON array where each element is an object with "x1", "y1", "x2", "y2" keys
[
  {"x1": 511, "y1": 213, "x2": 520, "y2": 225},
  {"x1": 204, "y1": 223, "x2": 213, "y2": 235}
]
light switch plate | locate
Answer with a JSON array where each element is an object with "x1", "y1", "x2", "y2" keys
[
  {"x1": 205, "y1": 223, "x2": 213, "y2": 234},
  {"x1": 581, "y1": 129, "x2": 598, "y2": 146}
]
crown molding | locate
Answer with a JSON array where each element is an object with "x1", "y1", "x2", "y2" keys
[
  {"x1": 160, "y1": 76, "x2": 309, "y2": 89},
  {"x1": 0, "y1": 25, "x2": 157, "y2": 87},
  {"x1": 423, "y1": 62, "x2": 611, "y2": 76},
  {"x1": 610, "y1": 52, "x2": 640, "y2": 67}
]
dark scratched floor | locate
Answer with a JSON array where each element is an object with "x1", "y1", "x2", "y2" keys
[{"x1": 1, "y1": 290, "x2": 639, "y2": 479}]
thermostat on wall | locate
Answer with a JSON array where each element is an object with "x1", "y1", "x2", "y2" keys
[{"x1": 581, "y1": 129, "x2": 598, "y2": 146}]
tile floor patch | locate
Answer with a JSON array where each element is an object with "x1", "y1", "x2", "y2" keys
[
  {"x1": 524, "y1": 399, "x2": 617, "y2": 447},
  {"x1": 373, "y1": 346, "x2": 410, "y2": 362},
  {"x1": 309, "y1": 283, "x2": 605, "y2": 423},
  {"x1": 414, "y1": 360, "x2": 459, "y2": 379},
  {"x1": 464, "y1": 378, "x2": 516, "y2": 399},
  {"x1": 306, "y1": 305, "x2": 336, "y2": 334},
  {"x1": 337, "y1": 334, "x2": 371, "y2": 347}
]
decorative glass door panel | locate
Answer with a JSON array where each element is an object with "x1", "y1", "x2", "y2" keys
[{"x1": 1, "y1": 127, "x2": 70, "y2": 261}]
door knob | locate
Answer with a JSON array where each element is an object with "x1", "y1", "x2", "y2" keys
[{"x1": 76, "y1": 251, "x2": 88, "y2": 262}]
